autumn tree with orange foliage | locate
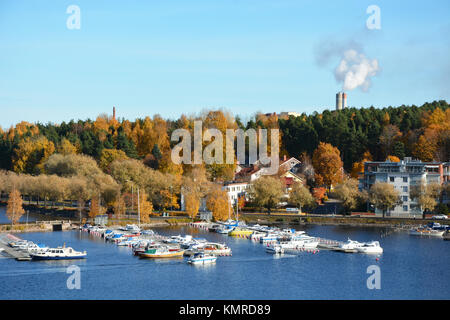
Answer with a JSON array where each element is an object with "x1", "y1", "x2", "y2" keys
[
  {"x1": 312, "y1": 142, "x2": 343, "y2": 190},
  {"x1": 350, "y1": 151, "x2": 372, "y2": 179},
  {"x1": 386, "y1": 155, "x2": 401, "y2": 162},
  {"x1": 312, "y1": 187, "x2": 326, "y2": 205},
  {"x1": 202, "y1": 110, "x2": 237, "y2": 182},
  {"x1": 184, "y1": 192, "x2": 200, "y2": 220},
  {"x1": 206, "y1": 186, "x2": 231, "y2": 222},
  {"x1": 89, "y1": 194, "x2": 105, "y2": 220},
  {"x1": 159, "y1": 189, "x2": 179, "y2": 213},
  {"x1": 413, "y1": 108, "x2": 450, "y2": 162},
  {"x1": 237, "y1": 195, "x2": 246, "y2": 210},
  {"x1": 138, "y1": 191, "x2": 154, "y2": 223},
  {"x1": 6, "y1": 188, "x2": 25, "y2": 225}
]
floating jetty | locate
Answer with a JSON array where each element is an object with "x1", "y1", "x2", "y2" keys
[
  {"x1": 0, "y1": 234, "x2": 32, "y2": 261},
  {"x1": 316, "y1": 238, "x2": 358, "y2": 253}
]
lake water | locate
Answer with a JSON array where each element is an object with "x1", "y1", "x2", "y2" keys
[
  {"x1": 0, "y1": 223, "x2": 449, "y2": 300},
  {"x1": 0, "y1": 205, "x2": 37, "y2": 224}
]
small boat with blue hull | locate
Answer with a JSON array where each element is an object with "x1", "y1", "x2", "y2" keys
[
  {"x1": 187, "y1": 253, "x2": 217, "y2": 265},
  {"x1": 30, "y1": 245, "x2": 87, "y2": 260}
]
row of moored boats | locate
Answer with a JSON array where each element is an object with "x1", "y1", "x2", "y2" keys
[
  {"x1": 82, "y1": 224, "x2": 231, "y2": 265},
  {"x1": 200, "y1": 220, "x2": 383, "y2": 255},
  {"x1": 409, "y1": 223, "x2": 450, "y2": 238}
]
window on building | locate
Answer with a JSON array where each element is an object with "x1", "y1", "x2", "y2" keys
[
  {"x1": 403, "y1": 196, "x2": 408, "y2": 202},
  {"x1": 403, "y1": 177, "x2": 408, "y2": 183},
  {"x1": 403, "y1": 186, "x2": 408, "y2": 192},
  {"x1": 403, "y1": 205, "x2": 408, "y2": 211},
  {"x1": 390, "y1": 177, "x2": 395, "y2": 182}
]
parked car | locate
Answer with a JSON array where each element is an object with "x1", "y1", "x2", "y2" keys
[{"x1": 432, "y1": 215, "x2": 448, "y2": 220}]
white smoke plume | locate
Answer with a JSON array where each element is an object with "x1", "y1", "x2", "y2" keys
[
  {"x1": 314, "y1": 39, "x2": 380, "y2": 92},
  {"x1": 334, "y1": 49, "x2": 379, "y2": 91}
]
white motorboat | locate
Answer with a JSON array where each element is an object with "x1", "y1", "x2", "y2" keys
[
  {"x1": 8, "y1": 240, "x2": 33, "y2": 249},
  {"x1": 185, "y1": 242, "x2": 232, "y2": 256},
  {"x1": 30, "y1": 245, "x2": 87, "y2": 260},
  {"x1": 266, "y1": 245, "x2": 284, "y2": 254},
  {"x1": 339, "y1": 239, "x2": 365, "y2": 250},
  {"x1": 260, "y1": 233, "x2": 279, "y2": 244},
  {"x1": 250, "y1": 231, "x2": 266, "y2": 241},
  {"x1": 187, "y1": 252, "x2": 217, "y2": 265},
  {"x1": 141, "y1": 229, "x2": 155, "y2": 236},
  {"x1": 285, "y1": 238, "x2": 319, "y2": 249},
  {"x1": 117, "y1": 238, "x2": 140, "y2": 247},
  {"x1": 356, "y1": 241, "x2": 383, "y2": 254},
  {"x1": 126, "y1": 224, "x2": 141, "y2": 233},
  {"x1": 180, "y1": 237, "x2": 207, "y2": 249}
]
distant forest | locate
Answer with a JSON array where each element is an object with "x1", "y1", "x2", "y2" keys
[{"x1": 0, "y1": 100, "x2": 449, "y2": 180}]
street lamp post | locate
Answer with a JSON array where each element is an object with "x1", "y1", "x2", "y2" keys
[
  {"x1": 170, "y1": 185, "x2": 173, "y2": 213},
  {"x1": 126, "y1": 180, "x2": 139, "y2": 227},
  {"x1": 137, "y1": 186, "x2": 140, "y2": 228}
]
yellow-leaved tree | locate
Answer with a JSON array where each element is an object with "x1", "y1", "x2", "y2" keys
[
  {"x1": 99, "y1": 149, "x2": 128, "y2": 171},
  {"x1": 114, "y1": 192, "x2": 127, "y2": 220},
  {"x1": 13, "y1": 135, "x2": 55, "y2": 174},
  {"x1": 6, "y1": 189, "x2": 25, "y2": 225},
  {"x1": 57, "y1": 138, "x2": 78, "y2": 155},
  {"x1": 206, "y1": 186, "x2": 231, "y2": 222},
  {"x1": 89, "y1": 194, "x2": 105, "y2": 220},
  {"x1": 386, "y1": 155, "x2": 401, "y2": 162},
  {"x1": 139, "y1": 191, "x2": 154, "y2": 224},
  {"x1": 312, "y1": 142, "x2": 343, "y2": 190},
  {"x1": 350, "y1": 151, "x2": 372, "y2": 179},
  {"x1": 185, "y1": 192, "x2": 200, "y2": 220}
]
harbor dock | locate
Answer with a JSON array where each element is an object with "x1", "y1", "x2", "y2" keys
[{"x1": 0, "y1": 234, "x2": 32, "y2": 261}]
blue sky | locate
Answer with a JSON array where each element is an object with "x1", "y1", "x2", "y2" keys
[{"x1": 0, "y1": 0, "x2": 449, "y2": 128}]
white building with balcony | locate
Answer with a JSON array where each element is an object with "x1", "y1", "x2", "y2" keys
[
  {"x1": 222, "y1": 182, "x2": 249, "y2": 206},
  {"x1": 362, "y1": 158, "x2": 448, "y2": 217}
]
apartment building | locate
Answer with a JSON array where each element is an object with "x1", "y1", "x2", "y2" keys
[
  {"x1": 222, "y1": 182, "x2": 249, "y2": 206},
  {"x1": 362, "y1": 158, "x2": 449, "y2": 217}
]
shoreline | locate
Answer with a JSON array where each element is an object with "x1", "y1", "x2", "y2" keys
[
  {"x1": 0, "y1": 220, "x2": 191, "y2": 234},
  {"x1": 1, "y1": 213, "x2": 444, "y2": 234}
]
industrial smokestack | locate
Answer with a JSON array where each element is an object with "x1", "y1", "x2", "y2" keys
[
  {"x1": 336, "y1": 92, "x2": 343, "y2": 110},
  {"x1": 336, "y1": 92, "x2": 347, "y2": 110},
  {"x1": 113, "y1": 106, "x2": 116, "y2": 121}
]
